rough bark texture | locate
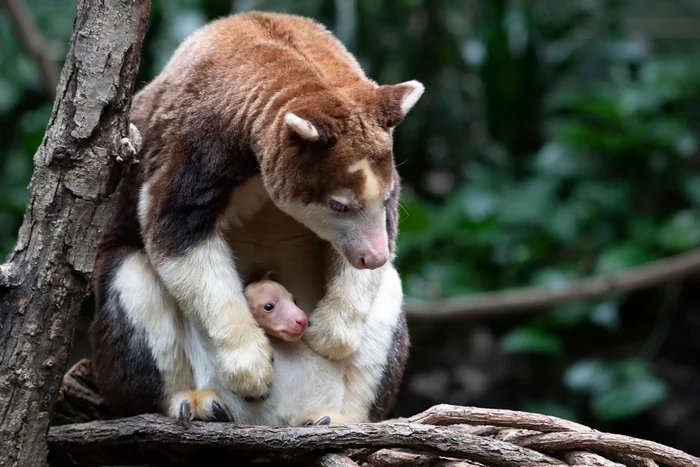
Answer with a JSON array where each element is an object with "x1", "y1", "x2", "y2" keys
[
  {"x1": 0, "y1": 1, "x2": 150, "y2": 466},
  {"x1": 316, "y1": 454, "x2": 361, "y2": 467},
  {"x1": 47, "y1": 368, "x2": 700, "y2": 467},
  {"x1": 47, "y1": 415, "x2": 566, "y2": 467}
]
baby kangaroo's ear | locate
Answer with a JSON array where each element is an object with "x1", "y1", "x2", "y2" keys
[{"x1": 262, "y1": 270, "x2": 275, "y2": 281}]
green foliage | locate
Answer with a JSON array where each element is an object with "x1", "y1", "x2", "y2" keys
[
  {"x1": 500, "y1": 326, "x2": 563, "y2": 356},
  {"x1": 564, "y1": 359, "x2": 668, "y2": 421}
]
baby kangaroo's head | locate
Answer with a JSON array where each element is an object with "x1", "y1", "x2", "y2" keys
[{"x1": 244, "y1": 272, "x2": 307, "y2": 342}]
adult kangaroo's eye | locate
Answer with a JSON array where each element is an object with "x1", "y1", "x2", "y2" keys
[
  {"x1": 263, "y1": 303, "x2": 274, "y2": 312},
  {"x1": 329, "y1": 199, "x2": 348, "y2": 213}
]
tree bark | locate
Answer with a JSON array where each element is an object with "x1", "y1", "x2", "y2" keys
[
  {"x1": 0, "y1": 1, "x2": 151, "y2": 466},
  {"x1": 47, "y1": 415, "x2": 566, "y2": 467}
]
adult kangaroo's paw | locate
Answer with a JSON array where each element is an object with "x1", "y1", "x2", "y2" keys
[
  {"x1": 169, "y1": 390, "x2": 233, "y2": 424},
  {"x1": 304, "y1": 304, "x2": 363, "y2": 360},
  {"x1": 217, "y1": 325, "x2": 274, "y2": 399}
]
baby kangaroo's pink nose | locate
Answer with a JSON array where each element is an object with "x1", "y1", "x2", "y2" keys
[{"x1": 295, "y1": 314, "x2": 308, "y2": 332}]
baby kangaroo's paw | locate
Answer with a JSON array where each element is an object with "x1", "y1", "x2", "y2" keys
[
  {"x1": 169, "y1": 390, "x2": 233, "y2": 424},
  {"x1": 300, "y1": 411, "x2": 344, "y2": 426}
]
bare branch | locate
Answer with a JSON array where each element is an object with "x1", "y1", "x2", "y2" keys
[
  {"x1": 366, "y1": 449, "x2": 486, "y2": 467},
  {"x1": 398, "y1": 404, "x2": 592, "y2": 433},
  {"x1": 48, "y1": 415, "x2": 566, "y2": 467},
  {"x1": 517, "y1": 432, "x2": 699, "y2": 467},
  {"x1": 0, "y1": 0, "x2": 60, "y2": 99},
  {"x1": 561, "y1": 451, "x2": 624, "y2": 467},
  {"x1": 405, "y1": 247, "x2": 700, "y2": 320}
]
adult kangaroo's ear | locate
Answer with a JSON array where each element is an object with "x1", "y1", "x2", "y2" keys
[
  {"x1": 374, "y1": 80, "x2": 425, "y2": 128},
  {"x1": 284, "y1": 113, "x2": 320, "y2": 141},
  {"x1": 284, "y1": 110, "x2": 341, "y2": 145}
]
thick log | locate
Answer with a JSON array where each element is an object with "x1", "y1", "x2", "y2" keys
[
  {"x1": 0, "y1": 1, "x2": 151, "y2": 466},
  {"x1": 47, "y1": 415, "x2": 566, "y2": 467}
]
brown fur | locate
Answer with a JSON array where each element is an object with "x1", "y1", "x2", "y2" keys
[{"x1": 131, "y1": 11, "x2": 416, "y2": 257}]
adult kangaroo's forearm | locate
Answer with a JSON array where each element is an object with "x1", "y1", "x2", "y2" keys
[{"x1": 154, "y1": 231, "x2": 250, "y2": 338}]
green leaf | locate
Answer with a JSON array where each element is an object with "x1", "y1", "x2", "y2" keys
[
  {"x1": 497, "y1": 179, "x2": 558, "y2": 227},
  {"x1": 683, "y1": 175, "x2": 700, "y2": 207},
  {"x1": 546, "y1": 204, "x2": 581, "y2": 243},
  {"x1": 534, "y1": 142, "x2": 582, "y2": 178},
  {"x1": 460, "y1": 186, "x2": 499, "y2": 221},
  {"x1": 658, "y1": 210, "x2": 700, "y2": 251},
  {"x1": 548, "y1": 301, "x2": 590, "y2": 327},
  {"x1": 596, "y1": 243, "x2": 654, "y2": 274},
  {"x1": 591, "y1": 376, "x2": 668, "y2": 421},
  {"x1": 530, "y1": 268, "x2": 578, "y2": 289},
  {"x1": 589, "y1": 300, "x2": 620, "y2": 332},
  {"x1": 398, "y1": 200, "x2": 432, "y2": 234},
  {"x1": 500, "y1": 327, "x2": 563, "y2": 355},
  {"x1": 563, "y1": 359, "x2": 615, "y2": 394},
  {"x1": 612, "y1": 359, "x2": 652, "y2": 380}
]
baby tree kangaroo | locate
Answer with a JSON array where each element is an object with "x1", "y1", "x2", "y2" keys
[
  {"x1": 173, "y1": 272, "x2": 344, "y2": 425},
  {"x1": 237, "y1": 273, "x2": 343, "y2": 426},
  {"x1": 90, "y1": 11, "x2": 420, "y2": 422}
]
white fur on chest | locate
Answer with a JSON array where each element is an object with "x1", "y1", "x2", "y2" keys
[{"x1": 223, "y1": 339, "x2": 344, "y2": 426}]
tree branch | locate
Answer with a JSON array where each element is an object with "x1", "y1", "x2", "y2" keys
[
  {"x1": 517, "y1": 432, "x2": 698, "y2": 467},
  {"x1": 47, "y1": 415, "x2": 567, "y2": 467},
  {"x1": 0, "y1": 0, "x2": 60, "y2": 99},
  {"x1": 399, "y1": 404, "x2": 591, "y2": 432},
  {"x1": 365, "y1": 449, "x2": 486, "y2": 467},
  {"x1": 46, "y1": 363, "x2": 698, "y2": 467},
  {"x1": 44, "y1": 364, "x2": 700, "y2": 467},
  {"x1": 405, "y1": 247, "x2": 700, "y2": 320},
  {"x1": 0, "y1": 1, "x2": 151, "y2": 466}
]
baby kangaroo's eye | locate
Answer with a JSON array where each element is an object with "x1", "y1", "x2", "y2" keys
[
  {"x1": 263, "y1": 303, "x2": 275, "y2": 312},
  {"x1": 329, "y1": 199, "x2": 348, "y2": 213}
]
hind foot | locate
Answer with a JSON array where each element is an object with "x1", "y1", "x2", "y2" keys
[
  {"x1": 169, "y1": 390, "x2": 233, "y2": 423},
  {"x1": 300, "y1": 411, "x2": 344, "y2": 426}
]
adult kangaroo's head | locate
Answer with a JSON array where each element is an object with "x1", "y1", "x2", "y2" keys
[{"x1": 261, "y1": 81, "x2": 424, "y2": 270}]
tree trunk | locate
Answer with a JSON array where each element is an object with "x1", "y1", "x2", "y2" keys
[{"x1": 0, "y1": 1, "x2": 150, "y2": 466}]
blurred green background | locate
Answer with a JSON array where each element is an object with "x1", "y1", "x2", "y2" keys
[{"x1": 2, "y1": 0, "x2": 700, "y2": 453}]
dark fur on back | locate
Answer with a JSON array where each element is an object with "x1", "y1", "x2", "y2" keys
[
  {"x1": 89, "y1": 248, "x2": 164, "y2": 416},
  {"x1": 368, "y1": 312, "x2": 410, "y2": 421}
]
